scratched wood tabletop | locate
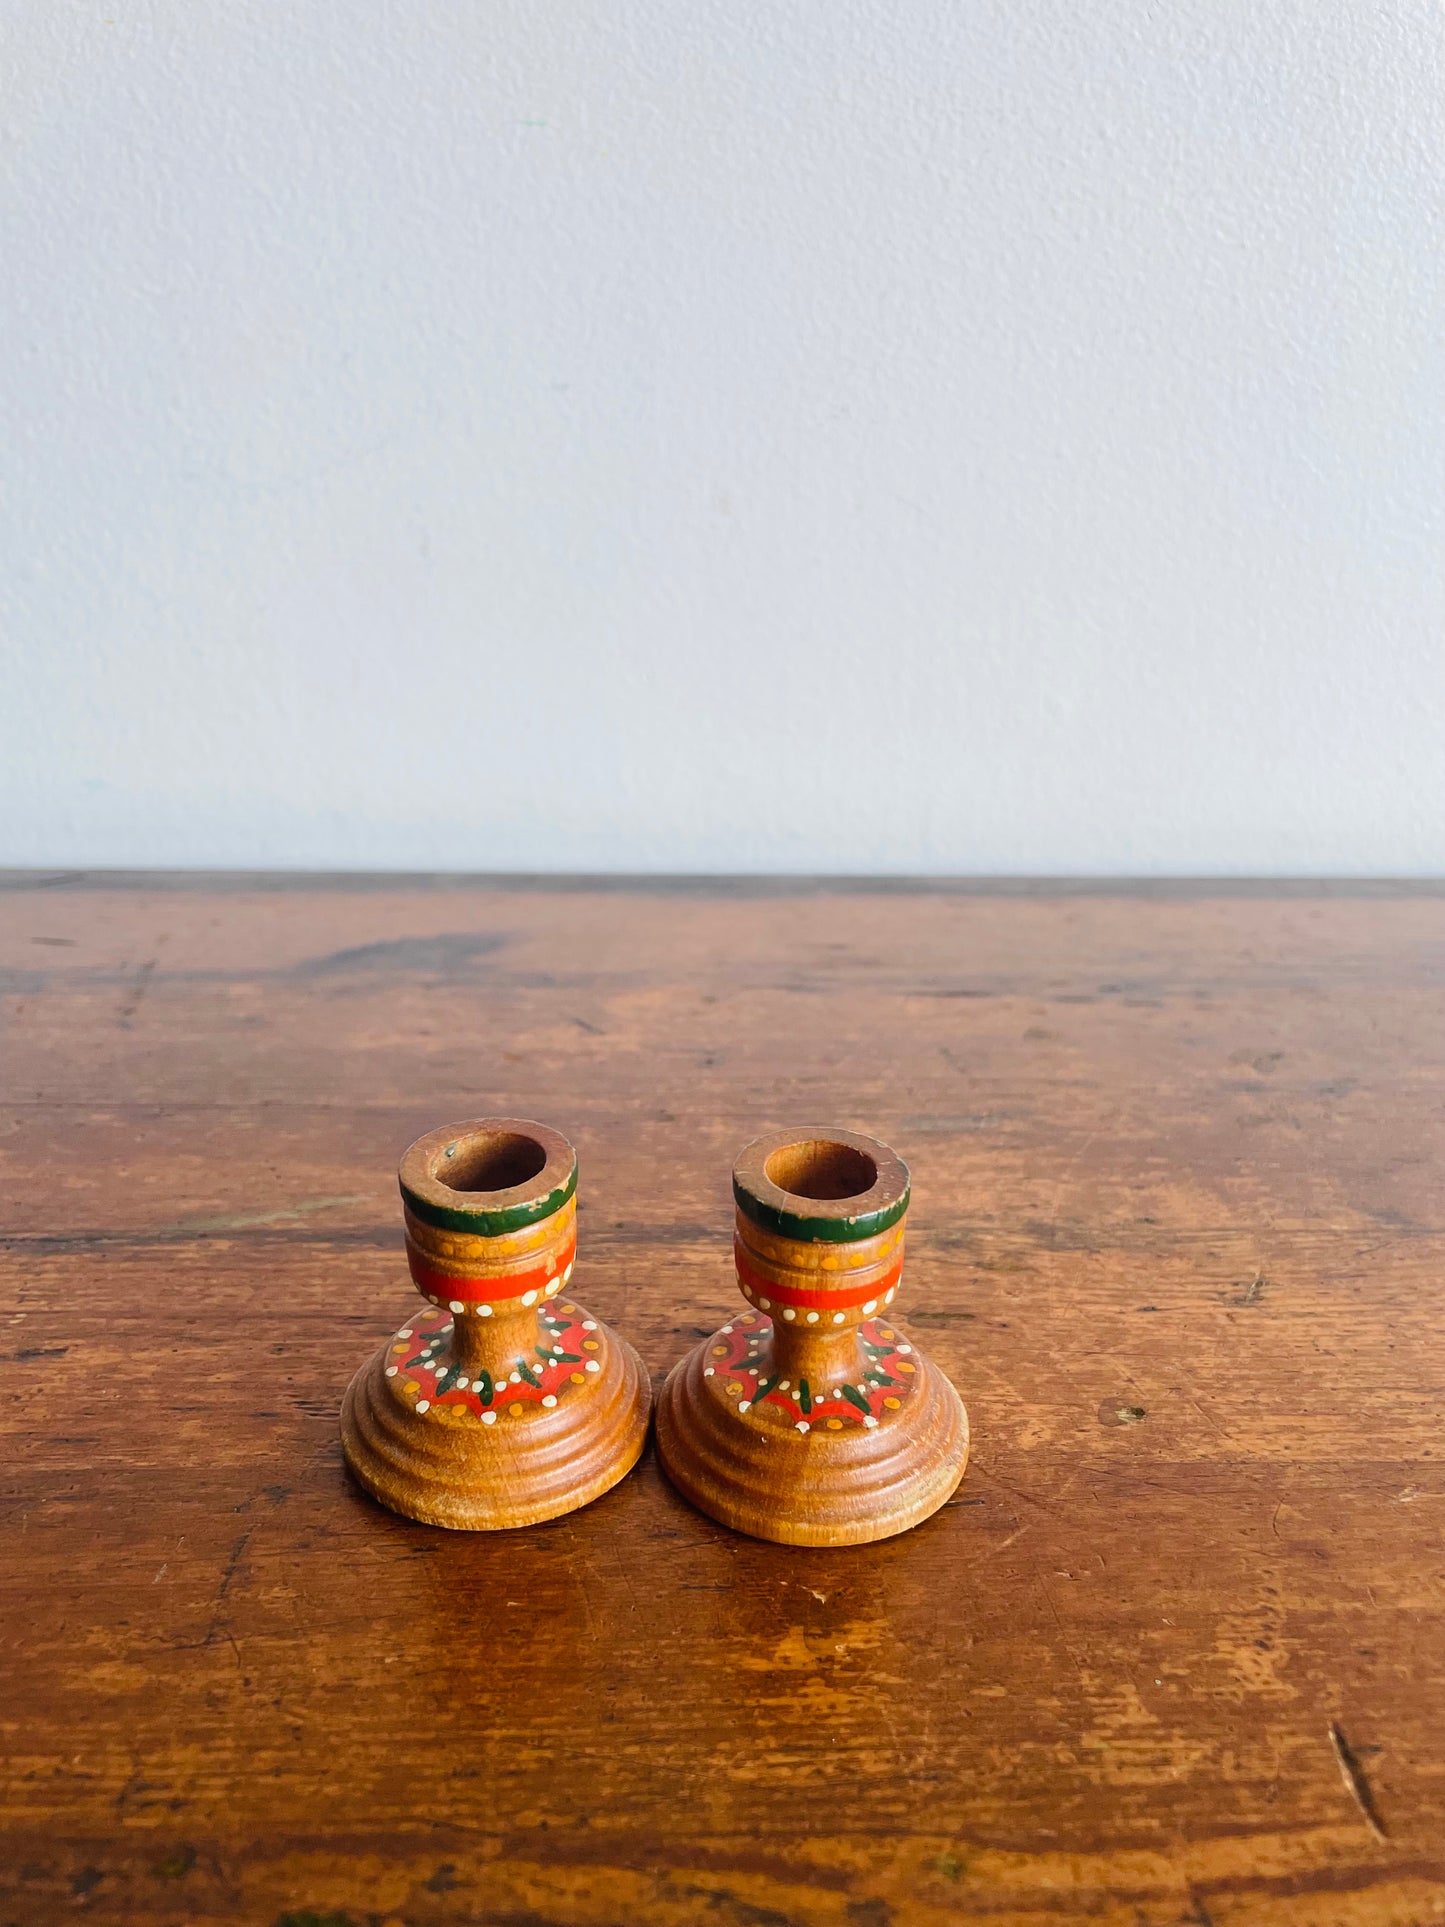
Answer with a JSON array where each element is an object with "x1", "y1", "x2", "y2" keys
[{"x1": 2, "y1": 875, "x2": 1442, "y2": 1927}]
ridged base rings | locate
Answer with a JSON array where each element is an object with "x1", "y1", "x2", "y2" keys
[
  {"x1": 655, "y1": 1324, "x2": 969, "y2": 1547},
  {"x1": 342, "y1": 1311, "x2": 650, "y2": 1530}
]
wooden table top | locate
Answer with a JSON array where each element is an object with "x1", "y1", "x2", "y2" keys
[{"x1": 2, "y1": 875, "x2": 1442, "y2": 1927}]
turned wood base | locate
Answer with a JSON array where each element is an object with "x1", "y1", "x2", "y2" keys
[
  {"x1": 342, "y1": 1308, "x2": 650, "y2": 1531},
  {"x1": 655, "y1": 1314, "x2": 968, "y2": 1547}
]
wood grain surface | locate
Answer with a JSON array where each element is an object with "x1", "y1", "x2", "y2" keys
[{"x1": 1, "y1": 874, "x2": 1442, "y2": 1927}]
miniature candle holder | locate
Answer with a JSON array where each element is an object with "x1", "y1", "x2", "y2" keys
[
  {"x1": 655, "y1": 1128, "x2": 969, "y2": 1546},
  {"x1": 342, "y1": 1119, "x2": 649, "y2": 1530}
]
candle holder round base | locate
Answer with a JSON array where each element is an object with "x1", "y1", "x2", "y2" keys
[
  {"x1": 655, "y1": 1128, "x2": 969, "y2": 1547},
  {"x1": 341, "y1": 1119, "x2": 650, "y2": 1531}
]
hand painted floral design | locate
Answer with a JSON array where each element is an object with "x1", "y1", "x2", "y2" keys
[
  {"x1": 384, "y1": 1303, "x2": 601, "y2": 1425},
  {"x1": 701, "y1": 1311, "x2": 919, "y2": 1433}
]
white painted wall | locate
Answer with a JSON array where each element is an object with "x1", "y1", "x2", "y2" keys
[{"x1": 2, "y1": 1, "x2": 1441, "y2": 874}]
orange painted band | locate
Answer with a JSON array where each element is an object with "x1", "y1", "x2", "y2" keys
[
  {"x1": 407, "y1": 1229, "x2": 576, "y2": 1304},
  {"x1": 734, "y1": 1242, "x2": 904, "y2": 1311}
]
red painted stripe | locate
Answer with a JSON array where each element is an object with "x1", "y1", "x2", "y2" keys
[
  {"x1": 407, "y1": 1230, "x2": 577, "y2": 1305},
  {"x1": 734, "y1": 1242, "x2": 903, "y2": 1311}
]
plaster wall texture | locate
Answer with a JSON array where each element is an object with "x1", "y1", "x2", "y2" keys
[{"x1": 2, "y1": 1, "x2": 1441, "y2": 873}]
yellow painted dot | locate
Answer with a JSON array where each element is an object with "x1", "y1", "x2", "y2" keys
[
  {"x1": 711, "y1": 1345, "x2": 729, "y2": 1358},
  {"x1": 559, "y1": 1305, "x2": 576, "y2": 1316},
  {"x1": 827, "y1": 1418, "x2": 843, "y2": 1430},
  {"x1": 571, "y1": 1371, "x2": 585, "y2": 1384},
  {"x1": 582, "y1": 1339, "x2": 600, "y2": 1352},
  {"x1": 883, "y1": 1395, "x2": 901, "y2": 1410},
  {"x1": 391, "y1": 1343, "x2": 408, "y2": 1355},
  {"x1": 897, "y1": 1360, "x2": 917, "y2": 1374},
  {"x1": 879, "y1": 1327, "x2": 894, "y2": 1340},
  {"x1": 509, "y1": 1402, "x2": 524, "y2": 1417},
  {"x1": 725, "y1": 1382, "x2": 742, "y2": 1397},
  {"x1": 403, "y1": 1380, "x2": 419, "y2": 1395}
]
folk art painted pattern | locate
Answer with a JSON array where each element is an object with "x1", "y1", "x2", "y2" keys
[
  {"x1": 385, "y1": 1303, "x2": 602, "y2": 1424},
  {"x1": 701, "y1": 1310, "x2": 918, "y2": 1432}
]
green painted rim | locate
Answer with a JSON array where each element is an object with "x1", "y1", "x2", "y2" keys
[
  {"x1": 732, "y1": 1175, "x2": 909, "y2": 1245},
  {"x1": 401, "y1": 1157, "x2": 577, "y2": 1236}
]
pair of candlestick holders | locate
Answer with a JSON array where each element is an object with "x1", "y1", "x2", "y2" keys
[{"x1": 341, "y1": 1119, "x2": 969, "y2": 1547}]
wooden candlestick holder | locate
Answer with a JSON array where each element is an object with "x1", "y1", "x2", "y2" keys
[
  {"x1": 655, "y1": 1128, "x2": 969, "y2": 1546},
  {"x1": 342, "y1": 1119, "x2": 650, "y2": 1530}
]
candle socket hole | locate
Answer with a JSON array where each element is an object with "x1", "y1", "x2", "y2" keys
[
  {"x1": 435, "y1": 1131, "x2": 549, "y2": 1194},
  {"x1": 764, "y1": 1139, "x2": 877, "y2": 1202}
]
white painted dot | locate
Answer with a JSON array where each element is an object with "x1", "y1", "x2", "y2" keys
[
  {"x1": 456, "y1": 1376, "x2": 469, "y2": 1390},
  {"x1": 509, "y1": 1372, "x2": 521, "y2": 1384},
  {"x1": 398, "y1": 1329, "x2": 412, "y2": 1339},
  {"x1": 703, "y1": 1367, "x2": 715, "y2": 1378},
  {"x1": 582, "y1": 1320, "x2": 597, "y2": 1331},
  {"x1": 721, "y1": 1326, "x2": 733, "y2": 1335},
  {"x1": 796, "y1": 1421, "x2": 810, "y2": 1434},
  {"x1": 898, "y1": 1343, "x2": 913, "y2": 1354},
  {"x1": 737, "y1": 1400, "x2": 751, "y2": 1413},
  {"x1": 759, "y1": 1297, "x2": 771, "y2": 1311},
  {"x1": 864, "y1": 1415, "x2": 878, "y2": 1429},
  {"x1": 833, "y1": 1312, "x2": 845, "y2": 1325},
  {"x1": 448, "y1": 1299, "x2": 464, "y2": 1314},
  {"x1": 542, "y1": 1394, "x2": 557, "y2": 1408},
  {"x1": 481, "y1": 1410, "x2": 497, "y2": 1426},
  {"x1": 584, "y1": 1359, "x2": 600, "y2": 1373},
  {"x1": 428, "y1": 1294, "x2": 441, "y2": 1306},
  {"x1": 885, "y1": 1288, "x2": 896, "y2": 1302},
  {"x1": 477, "y1": 1304, "x2": 492, "y2": 1317},
  {"x1": 778, "y1": 1380, "x2": 791, "y2": 1391},
  {"x1": 863, "y1": 1300, "x2": 877, "y2": 1315},
  {"x1": 385, "y1": 1365, "x2": 398, "y2": 1377},
  {"x1": 804, "y1": 1310, "x2": 818, "y2": 1324},
  {"x1": 782, "y1": 1308, "x2": 796, "y2": 1322},
  {"x1": 415, "y1": 1399, "x2": 430, "y2": 1414},
  {"x1": 563, "y1": 1261, "x2": 574, "y2": 1283},
  {"x1": 554, "y1": 1345, "x2": 565, "y2": 1355},
  {"x1": 545, "y1": 1279, "x2": 560, "y2": 1294},
  {"x1": 522, "y1": 1289, "x2": 538, "y2": 1307}
]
